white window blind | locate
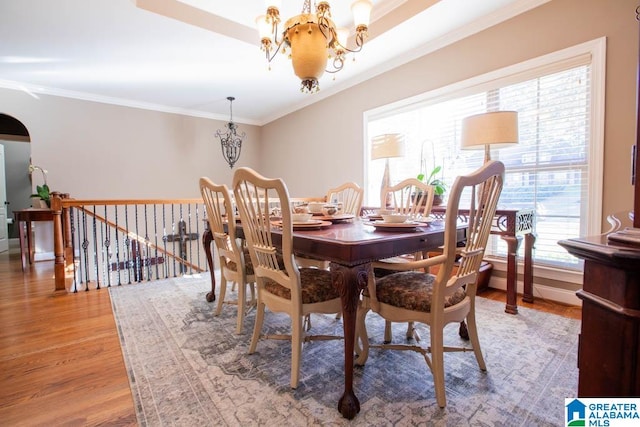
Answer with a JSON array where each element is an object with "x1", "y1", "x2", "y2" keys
[{"x1": 366, "y1": 45, "x2": 601, "y2": 270}]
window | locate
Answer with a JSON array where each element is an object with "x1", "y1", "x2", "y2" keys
[{"x1": 365, "y1": 39, "x2": 605, "y2": 271}]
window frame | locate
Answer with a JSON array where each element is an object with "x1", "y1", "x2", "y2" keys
[{"x1": 363, "y1": 37, "x2": 606, "y2": 281}]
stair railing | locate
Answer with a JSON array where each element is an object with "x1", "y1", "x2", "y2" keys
[{"x1": 51, "y1": 192, "x2": 209, "y2": 292}]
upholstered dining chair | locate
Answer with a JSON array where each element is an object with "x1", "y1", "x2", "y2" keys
[
  {"x1": 382, "y1": 177, "x2": 435, "y2": 218},
  {"x1": 199, "y1": 177, "x2": 256, "y2": 334},
  {"x1": 232, "y1": 167, "x2": 343, "y2": 389},
  {"x1": 375, "y1": 177, "x2": 437, "y2": 337},
  {"x1": 298, "y1": 181, "x2": 364, "y2": 323},
  {"x1": 326, "y1": 181, "x2": 364, "y2": 216},
  {"x1": 296, "y1": 182, "x2": 364, "y2": 272},
  {"x1": 355, "y1": 160, "x2": 505, "y2": 408}
]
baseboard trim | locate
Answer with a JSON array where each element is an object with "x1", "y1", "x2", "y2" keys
[
  {"x1": 488, "y1": 277, "x2": 582, "y2": 307},
  {"x1": 34, "y1": 252, "x2": 55, "y2": 262}
]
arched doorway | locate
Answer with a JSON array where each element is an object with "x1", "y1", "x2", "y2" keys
[{"x1": 0, "y1": 114, "x2": 32, "y2": 240}]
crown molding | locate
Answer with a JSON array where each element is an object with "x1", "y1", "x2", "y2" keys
[
  {"x1": 1, "y1": 0, "x2": 549, "y2": 127},
  {"x1": 0, "y1": 79, "x2": 260, "y2": 126}
]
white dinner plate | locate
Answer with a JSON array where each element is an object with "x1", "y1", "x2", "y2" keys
[
  {"x1": 314, "y1": 214, "x2": 355, "y2": 222},
  {"x1": 413, "y1": 217, "x2": 434, "y2": 224},
  {"x1": 372, "y1": 221, "x2": 420, "y2": 228},
  {"x1": 370, "y1": 221, "x2": 423, "y2": 232},
  {"x1": 273, "y1": 220, "x2": 332, "y2": 229}
]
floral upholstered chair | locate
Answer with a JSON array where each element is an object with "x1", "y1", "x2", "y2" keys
[
  {"x1": 355, "y1": 160, "x2": 505, "y2": 408},
  {"x1": 232, "y1": 167, "x2": 342, "y2": 389},
  {"x1": 200, "y1": 177, "x2": 256, "y2": 334}
]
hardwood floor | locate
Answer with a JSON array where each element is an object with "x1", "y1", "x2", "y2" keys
[
  {"x1": 0, "y1": 241, "x2": 136, "y2": 426},
  {"x1": 0, "y1": 239, "x2": 580, "y2": 425}
]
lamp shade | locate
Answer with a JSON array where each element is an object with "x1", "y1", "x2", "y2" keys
[
  {"x1": 351, "y1": 0, "x2": 373, "y2": 28},
  {"x1": 371, "y1": 133, "x2": 406, "y2": 160},
  {"x1": 461, "y1": 111, "x2": 519, "y2": 150}
]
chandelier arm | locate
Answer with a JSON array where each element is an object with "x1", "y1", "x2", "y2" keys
[
  {"x1": 334, "y1": 43, "x2": 363, "y2": 55},
  {"x1": 332, "y1": 33, "x2": 365, "y2": 55},
  {"x1": 316, "y1": 15, "x2": 334, "y2": 44},
  {"x1": 325, "y1": 57, "x2": 345, "y2": 74},
  {"x1": 265, "y1": 39, "x2": 286, "y2": 63},
  {"x1": 270, "y1": 20, "x2": 282, "y2": 48}
]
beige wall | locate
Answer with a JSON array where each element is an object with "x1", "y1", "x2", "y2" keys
[
  {"x1": 261, "y1": 0, "x2": 639, "y2": 219},
  {"x1": 0, "y1": 0, "x2": 635, "y2": 299},
  {"x1": 3, "y1": 0, "x2": 634, "y2": 210},
  {"x1": 0, "y1": 89, "x2": 262, "y2": 199}
]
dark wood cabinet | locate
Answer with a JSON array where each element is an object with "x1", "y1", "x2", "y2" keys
[
  {"x1": 559, "y1": 236, "x2": 640, "y2": 395},
  {"x1": 636, "y1": 6, "x2": 640, "y2": 228}
]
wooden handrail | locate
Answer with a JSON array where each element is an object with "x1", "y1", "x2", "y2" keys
[{"x1": 60, "y1": 198, "x2": 203, "y2": 207}]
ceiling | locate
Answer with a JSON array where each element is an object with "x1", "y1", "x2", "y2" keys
[{"x1": 0, "y1": 0, "x2": 540, "y2": 126}]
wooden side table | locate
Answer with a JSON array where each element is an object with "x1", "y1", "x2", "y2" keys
[
  {"x1": 13, "y1": 208, "x2": 54, "y2": 271},
  {"x1": 431, "y1": 206, "x2": 536, "y2": 314}
]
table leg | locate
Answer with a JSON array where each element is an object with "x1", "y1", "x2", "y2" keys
[
  {"x1": 331, "y1": 261, "x2": 369, "y2": 420},
  {"x1": 203, "y1": 229, "x2": 216, "y2": 302},
  {"x1": 18, "y1": 220, "x2": 27, "y2": 271},
  {"x1": 522, "y1": 233, "x2": 536, "y2": 303},
  {"x1": 26, "y1": 221, "x2": 34, "y2": 265},
  {"x1": 501, "y1": 235, "x2": 522, "y2": 315}
]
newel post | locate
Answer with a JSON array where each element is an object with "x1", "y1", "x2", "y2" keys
[{"x1": 51, "y1": 192, "x2": 66, "y2": 293}]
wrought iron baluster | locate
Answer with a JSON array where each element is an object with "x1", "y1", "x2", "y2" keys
[
  {"x1": 99, "y1": 205, "x2": 106, "y2": 287},
  {"x1": 92, "y1": 205, "x2": 100, "y2": 290},
  {"x1": 104, "y1": 205, "x2": 112, "y2": 287},
  {"x1": 153, "y1": 204, "x2": 159, "y2": 280},
  {"x1": 124, "y1": 205, "x2": 132, "y2": 284},
  {"x1": 133, "y1": 204, "x2": 140, "y2": 282},
  {"x1": 144, "y1": 204, "x2": 151, "y2": 281},
  {"x1": 114, "y1": 205, "x2": 122, "y2": 286},
  {"x1": 162, "y1": 204, "x2": 168, "y2": 279},
  {"x1": 81, "y1": 208, "x2": 90, "y2": 290},
  {"x1": 171, "y1": 204, "x2": 176, "y2": 276}
]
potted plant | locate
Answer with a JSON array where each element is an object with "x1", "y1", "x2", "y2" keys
[
  {"x1": 417, "y1": 165, "x2": 447, "y2": 205},
  {"x1": 29, "y1": 164, "x2": 51, "y2": 208},
  {"x1": 30, "y1": 184, "x2": 51, "y2": 208}
]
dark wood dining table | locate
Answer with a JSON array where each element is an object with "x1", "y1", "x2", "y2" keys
[{"x1": 204, "y1": 217, "x2": 465, "y2": 419}]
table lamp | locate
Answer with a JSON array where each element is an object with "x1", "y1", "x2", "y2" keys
[
  {"x1": 461, "y1": 111, "x2": 519, "y2": 163},
  {"x1": 371, "y1": 133, "x2": 406, "y2": 206}
]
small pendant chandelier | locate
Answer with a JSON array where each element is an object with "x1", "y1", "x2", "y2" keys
[{"x1": 216, "y1": 96, "x2": 245, "y2": 168}]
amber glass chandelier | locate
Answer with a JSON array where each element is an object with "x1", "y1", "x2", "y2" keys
[{"x1": 256, "y1": 0, "x2": 373, "y2": 93}]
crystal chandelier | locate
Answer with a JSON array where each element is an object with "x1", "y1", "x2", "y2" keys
[
  {"x1": 216, "y1": 96, "x2": 245, "y2": 168},
  {"x1": 256, "y1": 0, "x2": 373, "y2": 93}
]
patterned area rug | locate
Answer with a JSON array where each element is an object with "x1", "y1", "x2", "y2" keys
[{"x1": 109, "y1": 273, "x2": 579, "y2": 426}]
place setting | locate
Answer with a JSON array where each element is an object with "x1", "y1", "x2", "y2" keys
[
  {"x1": 292, "y1": 202, "x2": 355, "y2": 225},
  {"x1": 271, "y1": 211, "x2": 332, "y2": 230},
  {"x1": 314, "y1": 205, "x2": 355, "y2": 223},
  {"x1": 367, "y1": 211, "x2": 433, "y2": 232}
]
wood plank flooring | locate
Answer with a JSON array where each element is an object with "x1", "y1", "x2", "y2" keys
[
  {"x1": 0, "y1": 241, "x2": 137, "y2": 426},
  {"x1": 0, "y1": 240, "x2": 580, "y2": 425}
]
